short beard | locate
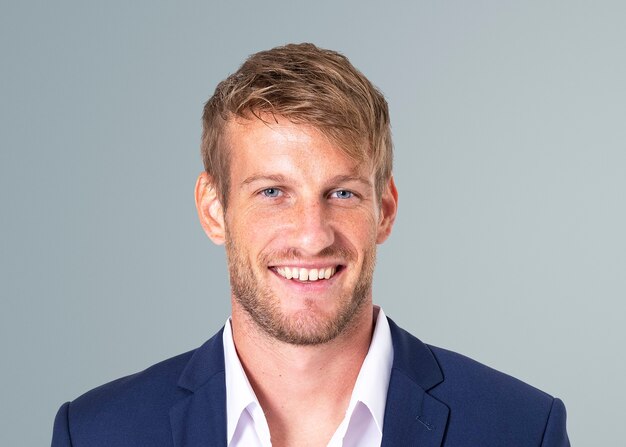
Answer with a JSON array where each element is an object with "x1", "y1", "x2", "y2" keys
[{"x1": 225, "y1": 232, "x2": 377, "y2": 346}]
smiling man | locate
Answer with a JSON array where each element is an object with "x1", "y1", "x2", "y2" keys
[{"x1": 52, "y1": 43, "x2": 569, "y2": 446}]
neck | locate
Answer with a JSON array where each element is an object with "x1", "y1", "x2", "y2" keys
[{"x1": 230, "y1": 301, "x2": 375, "y2": 446}]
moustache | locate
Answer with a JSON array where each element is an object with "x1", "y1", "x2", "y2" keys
[{"x1": 258, "y1": 246, "x2": 356, "y2": 266}]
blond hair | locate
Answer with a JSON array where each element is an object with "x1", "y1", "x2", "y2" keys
[{"x1": 201, "y1": 43, "x2": 392, "y2": 208}]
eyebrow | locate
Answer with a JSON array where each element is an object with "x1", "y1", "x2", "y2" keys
[
  {"x1": 241, "y1": 173, "x2": 372, "y2": 188},
  {"x1": 242, "y1": 174, "x2": 289, "y2": 186},
  {"x1": 327, "y1": 174, "x2": 373, "y2": 188}
]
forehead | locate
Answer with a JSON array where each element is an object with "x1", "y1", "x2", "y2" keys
[
  {"x1": 224, "y1": 117, "x2": 372, "y2": 179},
  {"x1": 226, "y1": 116, "x2": 319, "y2": 148}
]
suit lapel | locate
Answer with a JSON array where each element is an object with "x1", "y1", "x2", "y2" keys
[
  {"x1": 382, "y1": 319, "x2": 450, "y2": 447},
  {"x1": 170, "y1": 329, "x2": 227, "y2": 447}
]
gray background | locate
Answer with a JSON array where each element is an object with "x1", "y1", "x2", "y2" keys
[{"x1": 1, "y1": 1, "x2": 624, "y2": 445}]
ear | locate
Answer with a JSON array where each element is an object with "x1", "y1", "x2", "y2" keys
[
  {"x1": 195, "y1": 172, "x2": 226, "y2": 245},
  {"x1": 376, "y1": 176, "x2": 399, "y2": 244}
]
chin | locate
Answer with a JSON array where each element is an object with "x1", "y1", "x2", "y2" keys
[{"x1": 269, "y1": 298, "x2": 365, "y2": 346}]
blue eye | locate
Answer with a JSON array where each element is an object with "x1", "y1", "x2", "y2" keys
[
  {"x1": 333, "y1": 190, "x2": 353, "y2": 199},
  {"x1": 261, "y1": 188, "x2": 281, "y2": 198}
]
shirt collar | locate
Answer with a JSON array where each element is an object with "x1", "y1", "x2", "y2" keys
[
  {"x1": 343, "y1": 305, "x2": 394, "y2": 435},
  {"x1": 223, "y1": 317, "x2": 265, "y2": 445}
]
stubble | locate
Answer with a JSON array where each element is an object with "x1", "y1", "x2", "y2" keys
[{"x1": 224, "y1": 229, "x2": 377, "y2": 345}]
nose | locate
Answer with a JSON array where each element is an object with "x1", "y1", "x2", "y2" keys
[{"x1": 289, "y1": 200, "x2": 335, "y2": 255}]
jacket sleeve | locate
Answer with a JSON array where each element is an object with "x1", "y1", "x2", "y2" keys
[
  {"x1": 541, "y1": 397, "x2": 570, "y2": 447},
  {"x1": 51, "y1": 402, "x2": 73, "y2": 447}
]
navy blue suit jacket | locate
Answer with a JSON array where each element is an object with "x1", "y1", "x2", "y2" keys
[{"x1": 52, "y1": 318, "x2": 569, "y2": 446}]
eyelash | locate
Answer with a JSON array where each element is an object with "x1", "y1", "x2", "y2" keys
[
  {"x1": 331, "y1": 190, "x2": 354, "y2": 199},
  {"x1": 259, "y1": 188, "x2": 355, "y2": 200},
  {"x1": 260, "y1": 188, "x2": 282, "y2": 198}
]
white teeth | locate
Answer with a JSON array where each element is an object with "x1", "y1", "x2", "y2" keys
[{"x1": 275, "y1": 266, "x2": 338, "y2": 281}]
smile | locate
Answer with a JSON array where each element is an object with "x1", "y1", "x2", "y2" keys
[{"x1": 273, "y1": 266, "x2": 339, "y2": 282}]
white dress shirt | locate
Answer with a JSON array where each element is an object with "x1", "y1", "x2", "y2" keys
[{"x1": 223, "y1": 306, "x2": 394, "y2": 447}]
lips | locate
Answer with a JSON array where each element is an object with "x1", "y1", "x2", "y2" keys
[{"x1": 274, "y1": 266, "x2": 338, "y2": 281}]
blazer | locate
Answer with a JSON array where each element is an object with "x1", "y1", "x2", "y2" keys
[{"x1": 52, "y1": 318, "x2": 569, "y2": 446}]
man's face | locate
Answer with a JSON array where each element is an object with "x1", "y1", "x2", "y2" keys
[{"x1": 216, "y1": 117, "x2": 396, "y2": 345}]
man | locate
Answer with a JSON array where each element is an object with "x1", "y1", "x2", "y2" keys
[{"x1": 52, "y1": 43, "x2": 569, "y2": 446}]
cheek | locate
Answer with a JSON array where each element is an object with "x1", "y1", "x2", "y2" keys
[
  {"x1": 348, "y1": 205, "x2": 380, "y2": 232},
  {"x1": 226, "y1": 210, "x2": 285, "y2": 254},
  {"x1": 335, "y1": 211, "x2": 380, "y2": 247}
]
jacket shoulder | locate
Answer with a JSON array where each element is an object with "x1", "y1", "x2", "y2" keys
[
  {"x1": 427, "y1": 345, "x2": 561, "y2": 445},
  {"x1": 74, "y1": 348, "x2": 195, "y2": 408},
  {"x1": 62, "y1": 349, "x2": 196, "y2": 446},
  {"x1": 427, "y1": 344, "x2": 554, "y2": 404},
  {"x1": 54, "y1": 328, "x2": 227, "y2": 446}
]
